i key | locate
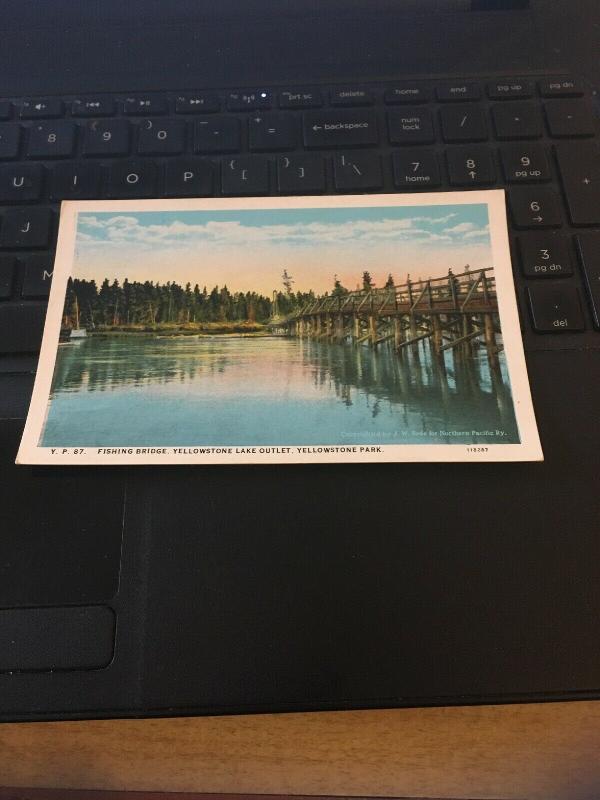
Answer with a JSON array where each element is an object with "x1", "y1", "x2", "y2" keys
[{"x1": 50, "y1": 163, "x2": 102, "y2": 200}]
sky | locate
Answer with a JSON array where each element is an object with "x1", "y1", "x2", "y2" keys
[{"x1": 73, "y1": 204, "x2": 492, "y2": 295}]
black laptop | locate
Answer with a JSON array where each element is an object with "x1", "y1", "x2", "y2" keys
[{"x1": 1, "y1": 0, "x2": 599, "y2": 721}]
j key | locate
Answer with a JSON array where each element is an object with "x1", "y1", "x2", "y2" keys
[
  {"x1": 0, "y1": 303, "x2": 46, "y2": 353},
  {"x1": 0, "y1": 255, "x2": 15, "y2": 298},
  {"x1": 539, "y1": 78, "x2": 584, "y2": 98},
  {"x1": 436, "y1": 82, "x2": 480, "y2": 102},
  {"x1": 0, "y1": 208, "x2": 53, "y2": 249},
  {"x1": 164, "y1": 159, "x2": 214, "y2": 197},
  {"x1": 195, "y1": 117, "x2": 241, "y2": 153},
  {"x1": 440, "y1": 106, "x2": 487, "y2": 143},
  {"x1": 392, "y1": 149, "x2": 441, "y2": 189},
  {"x1": 20, "y1": 98, "x2": 63, "y2": 119},
  {"x1": 388, "y1": 108, "x2": 434, "y2": 145},
  {"x1": 249, "y1": 114, "x2": 296, "y2": 151},
  {"x1": 0, "y1": 102, "x2": 12, "y2": 121},
  {"x1": 175, "y1": 93, "x2": 220, "y2": 114},
  {"x1": 576, "y1": 232, "x2": 600, "y2": 329},
  {"x1": 50, "y1": 163, "x2": 102, "y2": 200},
  {"x1": 0, "y1": 164, "x2": 44, "y2": 202},
  {"x1": 105, "y1": 161, "x2": 159, "y2": 198},
  {"x1": 487, "y1": 80, "x2": 534, "y2": 100},
  {"x1": 334, "y1": 153, "x2": 382, "y2": 191},
  {"x1": 527, "y1": 285, "x2": 584, "y2": 332},
  {"x1": 71, "y1": 98, "x2": 116, "y2": 117},
  {"x1": 303, "y1": 109, "x2": 378, "y2": 149},
  {"x1": 137, "y1": 119, "x2": 186, "y2": 155},
  {"x1": 226, "y1": 91, "x2": 272, "y2": 111},
  {"x1": 21, "y1": 253, "x2": 54, "y2": 298},
  {"x1": 221, "y1": 156, "x2": 269, "y2": 195},
  {"x1": 500, "y1": 144, "x2": 550, "y2": 182},
  {"x1": 123, "y1": 96, "x2": 168, "y2": 115},
  {"x1": 509, "y1": 188, "x2": 562, "y2": 228},
  {"x1": 446, "y1": 146, "x2": 495, "y2": 185},
  {"x1": 330, "y1": 88, "x2": 374, "y2": 106},
  {"x1": 278, "y1": 89, "x2": 323, "y2": 109},
  {"x1": 27, "y1": 121, "x2": 76, "y2": 159},
  {"x1": 0, "y1": 124, "x2": 21, "y2": 160},
  {"x1": 518, "y1": 233, "x2": 573, "y2": 278},
  {"x1": 492, "y1": 102, "x2": 543, "y2": 140},
  {"x1": 555, "y1": 142, "x2": 600, "y2": 226},
  {"x1": 83, "y1": 120, "x2": 131, "y2": 157},
  {"x1": 544, "y1": 100, "x2": 595, "y2": 138},
  {"x1": 277, "y1": 155, "x2": 326, "y2": 194},
  {"x1": 384, "y1": 85, "x2": 430, "y2": 104}
]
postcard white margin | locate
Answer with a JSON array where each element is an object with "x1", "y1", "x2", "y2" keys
[{"x1": 17, "y1": 190, "x2": 543, "y2": 465}]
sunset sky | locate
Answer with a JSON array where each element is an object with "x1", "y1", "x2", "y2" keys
[{"x1": 73, "y1": 204, "x2": 492, "y2": 295}]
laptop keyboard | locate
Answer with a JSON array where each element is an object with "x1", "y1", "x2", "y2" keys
[{"x1": 0, "y1": 75, "x2": 599, "y2": 355}]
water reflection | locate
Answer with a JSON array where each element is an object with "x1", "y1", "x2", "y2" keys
[{"x1": 42, "y1": 334, "x2": 519, "y2": 446}]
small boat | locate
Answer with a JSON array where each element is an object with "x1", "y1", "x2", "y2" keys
[{"x1": 70, "y1": 328, "x2": 87, "y2": 339}]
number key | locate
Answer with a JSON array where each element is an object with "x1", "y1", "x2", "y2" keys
[
  {"x1": 137, "y1": 119, "x2": 186, "y2": 155},
  {"x1": 517, "y1": 233, "x2": 573, "y2": 277},
  {"x1": 509, "y1": 187, "x2": 562, "y2": 228},
  {"x1": 500, "y1": 143, "x2": 550, "y2": 183},
  {"x1": 446, "y1": 146, "x2": 495, "y2": 185},
  {"x1": 392, "y1": 149, "x2": 441, "y2": 189},
  {"x1": 27, "y1": 121, "x2": 76, "y2": 159},
  {"x1": 83, "y1": 119, "x2": 131, "y2": 157}
]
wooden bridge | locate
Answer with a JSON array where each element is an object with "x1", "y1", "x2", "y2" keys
[{"x1": 273, "y1": 268, "x2": 501, "y2": 367}]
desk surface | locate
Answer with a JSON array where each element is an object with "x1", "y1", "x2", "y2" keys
[{"x1": 1, "y1": 702, "x2": 600, "y2": 799}]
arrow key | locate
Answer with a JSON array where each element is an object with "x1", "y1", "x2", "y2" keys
[{"x1": 509, "y1": 187, "x2": 562, "y2": 229}]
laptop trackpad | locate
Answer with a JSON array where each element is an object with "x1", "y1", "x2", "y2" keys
[{"x1": 0, "y1": 419, "x2": 124, "y2": 607}]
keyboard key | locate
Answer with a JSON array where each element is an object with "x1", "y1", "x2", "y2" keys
[
  {"x1": 0, "y1": 164, "x2": 44, "y2": 202},
  {"x1": 555, "y1": 142, "x2": 600, "y2": 226},
  {"x1": 195, "y1": 117, "x2": 241, "y2": 153},
  {"x1": 249, "y1": 114, "x2": 296, "y2": 151},
  {"x1": 446, "y1": 146, "x2": 495, "y2": 185},
  {"x1": 20, "y1": 98, "x2": 63, "y2": 119},
  {"x1": 440, "y1": 106, "x2": 487, "y2": 142},
  {"x1": 123, "y1": 96, "x2": 168, "y2": 115},
  {"x1": 0, "y1": 255, "x2": 15, "y2": 298},
  {"x1": 0, "y1": 102, "x2": 12, "y2": 121},
  {"x1": 330, "y1": 88, "x2": 374, "y2": 106},
  {"x1": 278, "y1": 89, "x2": 323, "y2": 109},
  {"x1": 487, "y1": 80, "x2": 534, "y2": 100},
  {"x1": 333, "y1": 153, "x2": 382, "y2": 191},
  {"x1": 303, "y1": 109, "x2": 378, "y2": 149},
  {"x1": 137, "y1": 119, "x2": 186, "y2": 155},
  {"x1": 544, "y1": 100, "x2": 595, "y2": 138},
  {"x1": 277, "y1": 155, "x2": 326, "y2": 194},
  {"x1": 26, "y1": 121, "x2": 77, "y2": 159},
  {"x1": 0, "y1": 124, "x2": 21, "y2": 160},
  {"x1": 518, "y1": 233, "x2": 573, "y2": 277},
  {"x1": 384, "y1": 85, "x2": 430, "y2": 104},
  {"x1": 21, "y1": 253, "x2": 54, "y2": 298},
  {"x1": 71, "y1": 98, "x2": 116, "y2": 117},
  {"x1": 164, "y1": 159, "x2": 214, "y2": 197},
  {"x1": 392, "y1": 149, "x2": 441, "y2": 189},
  {"x1": 436, "y1": 82, "x2": 480, "y2": 102},
  {"x1": 226, "y1": 90, "x2": 272, "y2": 111},
  {"x1": 527, "y1": 285, "x2": 584, "y2": 332},
  {"x1": 175, "y1": 93, "x2": 221, "y2": 114},
  {"x1": 0, "y1": 208, "x2": 53, "y2": 248},
  {"x1": 105, "y1": 161, "x2": 159, "y2": 198},
  {"x1": 50, "y1": 163, "x2": 102, "y2": 200},
  {"x1": 0, "y1": 302, "x2": 46, "y2": 353},
  {"x1": 492, "y1": 102, "x2": 543, "y2": 139},
  {"x1": 221, "y1": 156, "x2": 269, "y2": 195},
  {"x1": 539, "y1": 77, "x2": 584, "y2": 98},
  {"x1": 509, "y1": 187, "x2": 562, "y2": 228},
  {"x1": 83, "y1": 119, "x2": 131, "y2": 157},
  {"x1": 576, "y1": 232, "x2": 600, "y2": 329},
  {"x1": 387, "y1": 108, "x2": 434, "y2": 145},
  {"x1": 500, "y1": 143, "x2": 551, "y2": 182}
]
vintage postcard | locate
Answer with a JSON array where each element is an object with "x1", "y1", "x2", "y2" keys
[{"x1": 17, "y1": 192, "x2": 542, "y2": 465}]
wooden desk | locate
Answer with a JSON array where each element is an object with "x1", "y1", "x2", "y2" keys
[{"x1": 1, "y1": 702, "x2": 600, "y2": 799}]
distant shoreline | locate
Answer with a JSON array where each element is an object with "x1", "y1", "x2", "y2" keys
[{"x1": 63, "y1": 321, "x2": 271, "y2": 337}]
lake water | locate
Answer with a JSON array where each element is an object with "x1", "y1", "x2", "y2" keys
[{"x1": 41, "y1": 334, "x2": 520, "y2": 446}]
